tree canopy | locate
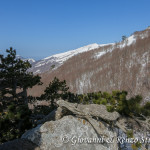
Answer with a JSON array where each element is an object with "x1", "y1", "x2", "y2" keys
[
  {"x1": 41, "y1": 77, "x2": 69, "y2": 109},
  {"x1": 0, "y1": 47, "x2": 42, "y2": 103}
]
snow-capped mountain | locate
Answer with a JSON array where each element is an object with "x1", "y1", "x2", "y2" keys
[
  {"x1": 29, "y1": 27, "x2": 150, "y2": 75},
  {"x1": 28, "y1": 26, "x2": 150, "y2": 102},
  {"x1": 0, "y1": 55, "x2": 35, "y2": 64},
  {"x1": 29, "y1": 43, "x2": 113, "y2": 74},
  {"x1": 16, "y1": 55, "x2": 35, "y2": 64},
  {"x1": 94, "y1": 27, "x2": 150, "y2": 59}
]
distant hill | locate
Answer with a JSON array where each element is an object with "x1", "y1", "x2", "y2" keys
[
  {"x1": 28, "y1": 43, "x2": 113, "y2": 74},
  {"x1": 0, "y1": 55, "x2": 35, "y2": 65},
  {"x1": 28, "y1": 27, "x2": 150, "y2": 101},
  {"x1": 16, "y1": 55, "x2": 35, "y2": 64}
]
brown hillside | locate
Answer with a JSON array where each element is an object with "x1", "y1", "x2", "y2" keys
[{"x1": 28, "y1": 28, "x2": 150, "y2": 101}]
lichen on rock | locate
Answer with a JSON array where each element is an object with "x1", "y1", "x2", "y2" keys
[{"x1": 22, "y1": 115, "x2": 118, "y2": 150}]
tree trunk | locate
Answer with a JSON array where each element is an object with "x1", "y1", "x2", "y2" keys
[{"x1": 23, "y1": 87, "x2": 28, "y2": 104}]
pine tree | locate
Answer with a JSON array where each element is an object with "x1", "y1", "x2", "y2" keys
[
  {"x1": 122, "y1": 35, "x2": 127, "y2": 41},
  {"x1": 18, "y1": 69, "x2": 42, "y2": 104},
  {"x1": 0, "y1": 47, "x2": 42, "y2": 103},
  {"x1": 0, "y1": 47, "x2": 19, "y2": 97},
  {"x1": 41, "y1": 77, "x2": 69, "y2": 109},
  {"x1": 0, "y1": 47, "x2": 42, "y2": 143}
]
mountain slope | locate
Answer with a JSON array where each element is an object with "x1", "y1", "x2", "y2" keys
[
  {"x1": 29, "y1": 27, "x2": 150, "y2": 101},
  {"x1": 0, "y1": 55, "x2": 35, "y2": 64},
  {"x1": 29, "y1": 43, "x2": 113, "y2": 74},
  {"x1": 16, "y1": 55, "x2": 35, "y2": 64}
]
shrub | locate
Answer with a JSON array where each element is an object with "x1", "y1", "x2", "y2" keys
[
  {"x1": 106, "y1": 105, "x2": 114, "y2": 112},
  {"x1": 100, "y1": 98, "x2": 107, "y2": 105},
  {"x1": 0, "y1": 102, "x2": 32, "y2": 144},
  {"x1": 126, "y1": 130, "x2": 133, "y2": 138}
]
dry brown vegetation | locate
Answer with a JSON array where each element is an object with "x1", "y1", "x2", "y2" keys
[{"x1": 28, "y1": 28, "x2": 150, "y2": 101}]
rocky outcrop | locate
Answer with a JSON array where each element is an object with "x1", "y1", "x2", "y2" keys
[
  {"x1": 22, "y1": 115, "x2": 118, "y2": 150},
  {"x1": 21, "y1": 100, "x2": 121, "y2": 150},
  {"x1": 2, "y1": 100, "x2": 149, "y2": 149},
  {"x1": 57, "y1": 100, "x2": 120, "y2": 121},
  {"x1": 37, "y1": 100, "x2": 120, "y2": 124},
  {"x1": 36, "y1": 109, "x2": 57, "y2": 125}
]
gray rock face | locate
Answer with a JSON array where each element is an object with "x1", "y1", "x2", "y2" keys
[
  {"x1": 22, "y1": 116, "x2": 118, "y2": 150},
  {"x1": 57, "y1": 100, "x2": 120, "y2": 121}
]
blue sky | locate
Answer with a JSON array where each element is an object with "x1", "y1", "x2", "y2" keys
[{"x1": 0, "y1": 0, "x2": 150, "y2": 60}]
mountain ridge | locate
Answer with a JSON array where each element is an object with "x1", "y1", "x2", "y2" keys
[
  {"x1": 28, "y1": 43, "x2": 114, "y2": 74},
  {"x1": 29, "y1": 27, "x2": 150, "y2": 74},
  {"x1": 28, "y1": 27, "x2": 150, "y2": 101}
]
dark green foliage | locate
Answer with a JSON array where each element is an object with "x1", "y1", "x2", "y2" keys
[
  {"x1": 122, "y1": 35, "x2": 127, "y2": 41},
  {"x1": 0, "y1": 47, "x2": 42, "y2": 103},
  {"x1": 135, "y1": 141, "x2": 142, "y2": 148},
  {"x1": 126, "y1": 130, "x2": 133, "y2": 138},
  {"x1": 41, "y1": 77, "x2": 69, "y2": 109},
  {"x1": 106, "y1": 105, "x2": 114, "y2": 112},
  {"x1": 141, "y1": 102, "x2": 150, "y2": 116},
  {"x1": 0, "y1": 47, "x2": 42, "y2": 143},
  {"x1": 0, "y1": 47, "x2": 19, "y2": 97},
  {"x1": 100, "y1": 98, "x2": 107, "y2": 105},
  {"x1": 0, "y1": 102, "x2": 32, "y2": 144},
  {"x1": 102, "y1": 92, "x2": 111, "y2": 100},
  {"x1": 19, "y1": 72, "x2": 42, "y2": 104},
  {"x1": 75, "y1": 90, "x2": 150, "y2": 118},
  {"x1": 62, "y1": 91, "x2": 79, "y2": 103},
  {"x1": 1, "y1": 48, "x2": 150, "y2": 144},
  {"x1": 38, "y1": 78, "x2": 79, "y2": 113},
  {"x1": 50, "y1": 65, "x2": 55, "y2": 69},
  {"x1": 33, "y1": 105, "x2": 52, "y2": 115}
]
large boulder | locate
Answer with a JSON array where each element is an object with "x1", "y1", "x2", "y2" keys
[{"x1": 22, "y1": 115, "x2": 118, "y2": 150}]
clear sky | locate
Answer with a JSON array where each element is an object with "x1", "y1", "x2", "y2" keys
[{"x1": 0, "y1": 0, "x2": 150, "y2": 60}]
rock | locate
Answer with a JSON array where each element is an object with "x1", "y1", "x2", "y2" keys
[
  {"x1": 2, "y1": 100, "x2": 149, "y2": 149},
  {"x1": 36, "y1": 109, "x2": 56, "y2": 125},
  {"x1": 0, "y1": 139, "x2": 40, "y2": 150},
  {"x1": 57, "y1": 100, "x2": 120, "y2": 121},
  {"x1": 36, "y1": 100, "x2": 121, "y2": 139},
  {"x1": 22, "y1": 115, "x2": 118, "y2": 150},
  {"x1": 55, "y1": 100, "x2": 121, "y2": 137}
]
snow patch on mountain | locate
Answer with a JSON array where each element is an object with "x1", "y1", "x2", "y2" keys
[
  {"x1": 26, "y1": 58, "x2": 36, "y2": 64},
  {"x1": 119, "y1": 35, "x2": 136, "y2": 48},
  {"x1": 95, "y1": 34, "x2": 140, "y2": 59},
  {"x1": 30, "y1": 43, "x2": 103, "y2": 74},
  {"x1": 95, "y1": 44, "x2": 115, "y2": 59},
  {"x1": 43, "y1": 43, "x2": 100, "y2": 61},
  {"x1": 16, "y1": 55, "x2": 35, "y2": 64},
  {"x1": 147, "y1": 26, "x2": 150, "y2": 30},
  {"x1": 95, "y1": 51, "x2": 107, "y2": 58},
  {"x1": 29, "y1": 27, "x2": 150, "y2": 74},
  {"x1": 34, "y1": 69, "x2": 41, "y2": 74},
  {"x1": 0, "y1": 55, "x2": 35, "y2": 64},
  {"x1": 127, "y1": 35, "x2": 136, "y2": 46}
]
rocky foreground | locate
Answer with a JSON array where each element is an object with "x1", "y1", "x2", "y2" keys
[{"x1": 0, "y1": 100, "x2": 150, "y2": 150}]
